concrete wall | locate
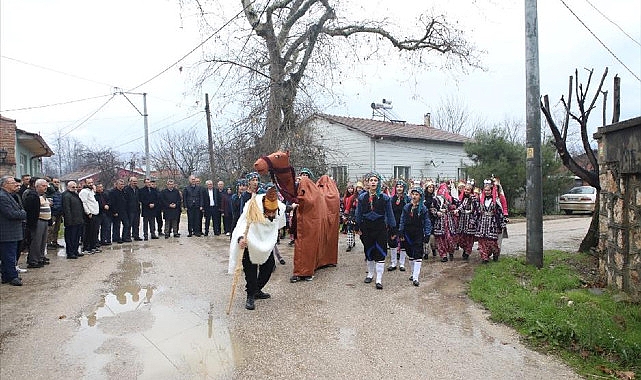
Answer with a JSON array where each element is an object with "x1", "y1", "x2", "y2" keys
[{"x1": 594, "y1": 117, "x2": 641, "y2": 301}]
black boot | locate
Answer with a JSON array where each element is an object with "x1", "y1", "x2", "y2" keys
[{"x1": 245, "y1": 295, "x2": 255, "y2": 310}]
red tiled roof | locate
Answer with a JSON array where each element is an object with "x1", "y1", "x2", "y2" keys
[{"x1": 316, "y1": 114, "x2": 470, "y2": 144}]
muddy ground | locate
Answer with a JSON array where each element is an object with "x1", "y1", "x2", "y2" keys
[{"x1": 0, "y1": 216, "x2": 592, "y2": 379}]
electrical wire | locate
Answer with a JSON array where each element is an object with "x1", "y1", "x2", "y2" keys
[
  {"x1": 0, "y1": 93, "x2": 113, "y2": 113},
  {"x1": 112, "y1": 111, "x2": 204, "y2": 149},
  {"x1": 559, "y1": 0, "x2": 640, "y2": 82},
  {"x1": 583, "y1": 0, "x2": 640, "y2": 46},
  {"x1": 127, "y1": 0, "x2": 259, "y2": 93},
  {"x1": 59, "y1": 94, "x2": 116, "y2": 138}
]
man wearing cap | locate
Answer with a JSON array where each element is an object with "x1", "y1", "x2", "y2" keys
[
  {"x1": 355, "y1": 172, "x2": 396, "y2": 290},
  {"x1": 228, "y1": 184, "x2": 286, "y2": 310}
]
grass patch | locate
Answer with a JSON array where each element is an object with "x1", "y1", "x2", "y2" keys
[{"x1": 469, "y1": 250, "x2": 641, "y2": 379}]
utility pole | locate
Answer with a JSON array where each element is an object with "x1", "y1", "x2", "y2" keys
[
  {"x1": 143, "y1": 93, "x2": 150, "y2": 179},
  {"x1": 205, "y1": 94, "x2": 214, "y2": 179},
  {"x1": 525, "y1": 0, "x2": 543, "y2": 268}
]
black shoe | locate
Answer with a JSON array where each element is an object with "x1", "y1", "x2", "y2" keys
[
  {"x1": 423, "y1": 253, "x2": 429, "y2": 259},
  {"x1": 492, "y1": 254, "x2": 499, "y2": 262},
  {"x1": 194, "y1": 233, "x2": 202, "y2": 237},
  {"x1": 387, "y1": 265, "x2": 397, "y2": 271},
  {"x1": 413, "y1": 280, "x2": 420, "y2": 287},
  {"x1": 482, "y1": 259, "x2": 490, "y2": 264},
  {"x1": 42, "y1": 257, "x2": 50, "y2": 263},
  {"x1": 204, "y1": 232, "x2": 209, "y2": 236},
  {"x1": 123, "y1": 239, "x2": 132, "y2": 242},
  {"x1": 255, "y1": 290, "x2": 271, "y2": 299},
  {"x1": 116, "y1": 240, "x2": 124, "y2": 244},
  {"x1": 364, "y1": 277, "x2": 373, "y2": 284},
  {"x1": 346, "y1": 246, "x2": 352, "y2": 252},
  {"x1": 151, "y1": 235, "x2": 159, "y2": 239},
  {"x1": 289, "y1": 276, "x2": 299, "y2": 283},
  {"x1": 103, "y1": 242, "x2": 112, "y2": 246},
  {"x1": 279, "y1": 258, "x2": 286, "y2": 265},
  {"x1": 47, "y1": 243, "x2": 58, "y2": 250},
  {"x1": 143, "y1": 237, "x2": 148, "y2": 241},
  {"x1": 432, "y1": 250, "x2": 437, "y2": 257},
  {"x1": 441, "y1": 256, "x2": 448, "y2": 262},
  {"x1": 245, "y1": 296, "x2": 255, "y2": 310},
  {"x1": 462, "y1": 253, "x2": 470, "y2": 261},
  {"x1": 187, "y1": 234, "x2": 193, "y2": 237},
  {"x1": 39, "y1": 260, "x2": 50, "y2": 265},
  {"x1": 174, "y1": 233, "x2": 181, "y2": 238},
  {"x1": 399, "y1": 266, "x2": 406, "y2": 272},
  {"x1": 165, "y1": 235, "x2": 169, "y2": 239},
  {"x1": 134, "y1": 237, "x2": 143, "y2": 241},
  {"x1": 27, "y1": 263, "x2": 44, "y2": 268},
  {"x1": 375, "y1": 283, "x2": 383, "y2": 290},
  {"x1": 288, "y1": 240, "x2": 295, "y2": 246},
  {"x1": 67, "y1": 255, "x2": 78, "y2": 259},
  {"x1": 2, "y1": 277, "x2": 22, "y2": 286},
  {"x1": 449, "y1": 253, "x2": 454, "y2": 260},
  {"x1": 76, "y1": 252, "x2": 85, "y2": 257}
]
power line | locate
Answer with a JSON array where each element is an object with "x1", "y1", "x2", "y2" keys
[
  {"x1": 59, "y1": 95, "x2": 117, "y2": 138},
  {"x1": 127, "y1": 1, "x2": 258, "y2": 92},
  {"x1": 1, "y1": 55, "x2": 117, "y2": 88},
  {"x1": 584, "y1": 0, "x2": 640, "y2": 46},
  {"x1": 0, "y1": 93, "x2": 113, "y2": 113},
  {"x1": 559, "y1": 0, "x2": 640, "y2": 82},
  {"x1": 112, "y1": 111, "x2": 204, "y2": 149}
]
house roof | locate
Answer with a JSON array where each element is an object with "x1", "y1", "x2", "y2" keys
[
  {"x1": 16, "y1": 128, "x2": 54, "y2": 157},
  {"x1": 316, "y1": 114, "x2": 471, "y2": 144},
  {"x1": 59, "y1": 168, "x2": 102, "y2": 182}
]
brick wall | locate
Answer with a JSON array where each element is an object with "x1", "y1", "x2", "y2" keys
[
  {"x1": 0, "y1": 116, "x2": 17, "y2": 177},
  {"x1": 594, "y1": 117, "x2": 641, "y2": 301}
]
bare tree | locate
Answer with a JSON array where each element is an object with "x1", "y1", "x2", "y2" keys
[
  {"x1": 193, "y1": 0, "x2": 480, "y2": 158},
  {"x1": 80, "y1": 147, "x2": 123, "y2": 186},
  {"x1": 151, "y1": 127, "x2": 209, "y2": 182},
  {"x1": 540, "y1": 68, "x2": 607, "y2": 252}
]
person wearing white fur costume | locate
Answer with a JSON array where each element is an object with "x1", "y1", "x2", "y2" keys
[{"x1": 228, "y1": 186, "x2": 286, "y2": 310}]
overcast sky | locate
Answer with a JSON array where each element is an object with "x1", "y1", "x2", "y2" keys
[{"x1": 1, "y1": 0, "x2": 639, "y2": 156}]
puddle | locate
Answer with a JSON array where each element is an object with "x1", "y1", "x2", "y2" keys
[{"x1": 66, "y1": 252, "x2": 235, "y2": 379}]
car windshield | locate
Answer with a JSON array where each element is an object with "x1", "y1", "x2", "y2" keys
[{"x1": 568, "y1": 187, "x2": 594, "y2": 195}]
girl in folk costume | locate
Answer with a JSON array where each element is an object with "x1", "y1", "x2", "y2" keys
[
  {"x1": 340, "y1": 184, "x2": 355, "y2": 234},
  {"x1": 344, "y1": 182, "x2": 362, "y2": 252},
  {"x1": 431, "y1": 182, "x2": 458, "y2": 262},
  {"x1": 492, "y1": 176, "x2": 510, "y2": 249},
  {"x1": 399, "y1": 187, "x2": 432, "y2": 286},
  {"x1": 355, "y1": 173, "x2": 396, "y2": 290},
  {"x1": 453, "y1": 183, "x2": 480, "y2": 260},
  {"x1": 475, "y1": 182, "x2": 507, "y2": 263},
  {"x1": 388, "y1": 180, "x2": 410, "y2": 271},
  {"x1": 423, "y1": 180, "x2": 438, "y2": 258}
]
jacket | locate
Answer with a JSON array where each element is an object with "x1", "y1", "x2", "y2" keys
[
  {"x1": 160, "y1": 188, "x2": 182, "y2": 220},
  {"x1": 183, "y1": 185, "x2": 204, "y2": 209},
  {"x1": 79, "y1": 187, "x2": 99, "y2": 215},
  {"x1": 62, "y1": 190, "x2": 84, "y2": 226},
  {"x1": 109, "y1": 188, "x2": 128, "y2": 217},
  {"x1": 22, "y1": 190, "x2": 43, "y2": 230},
  {"x1": 139, "y1": 186, "x2": 160, "y2": 217},
  {"x1": 124, "y1": 185, "x2": 141, "y2": 213},
  {"x1": 0, "y1": 188, "x2": 27, "y2": 242}
]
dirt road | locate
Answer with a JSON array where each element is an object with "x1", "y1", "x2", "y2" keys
[{"x1": 0, "y1": 216, "x2": 591, "y2": 379}]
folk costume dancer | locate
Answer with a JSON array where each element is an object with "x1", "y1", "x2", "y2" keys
[
  {"x1": 355, "y1": 172, "x2": 396, "y2": 290},
  {"x1": 388, "y1": 180, "x2": 410, "y2": 271},
  {"x1": 343, "y1": 181, "x2": 362, "y2": 252},
  {"x1": 399, "y1": 187, "x2": 432, "y2": 286},
  {"x1": 228, "y1": 185, "x2": 286, "y2": 310},
  {"x1": 432, "y1": 182, "x2": 458, "y2": 262},
  {"x1": 493, "y1": 176, "x2": 510, "y2": 249},
  {"x1": 454, "y1": 183, "x2": 480, "y2": 261},
  {"x1": 475, "y1": 182, "x2": 506, "y2": 263},
  {"x1": 423, "y1": 180, "x2": 438, "y2": 258}
]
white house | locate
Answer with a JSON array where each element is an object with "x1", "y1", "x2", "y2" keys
[{"x1": 310, "y1": 113, "x2": 471, "y2": 185}]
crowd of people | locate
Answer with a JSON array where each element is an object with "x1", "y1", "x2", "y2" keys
[
  {"x1": 341, "y1": 173, "x2": 509, "y2": 290},
  {"x1": 0, "y1": 174, "x2": 233, "y2": 286}
]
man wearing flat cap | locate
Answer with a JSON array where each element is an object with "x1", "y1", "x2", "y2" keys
[{"x1": 228, "y1": 184, "x2": 286, "y2": 311}]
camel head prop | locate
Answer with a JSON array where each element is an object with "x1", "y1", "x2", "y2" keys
[{"x1": 254, "y1": 150, "x2": 297, "y2": 203}]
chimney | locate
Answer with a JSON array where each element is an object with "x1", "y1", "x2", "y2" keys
[{"x1": 424, "y1": 113, "x2": 431, "y2": 128}]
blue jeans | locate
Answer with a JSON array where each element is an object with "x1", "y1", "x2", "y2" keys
[{"x1": 0, "y1": 241, "x2": 19, "y2": 282}]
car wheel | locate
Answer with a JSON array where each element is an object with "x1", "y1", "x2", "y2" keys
[{"x1": 563, "y1": 209, "x2": 573, "y2": 215}]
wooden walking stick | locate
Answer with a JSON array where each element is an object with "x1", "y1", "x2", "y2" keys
[{"x1": 227, "y1": 194, "x2": 264, "y2": 315}]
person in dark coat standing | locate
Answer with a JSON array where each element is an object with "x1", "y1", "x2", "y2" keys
[
  {"x1": 62, "y1": 181, "x2": 85, "y2": 259},
  {"x1": 160, "y1": 179, "x2": 182, "y2": 238},
  {"x1": 139, "y1": 178, "x2": 160, "y2": 240},
  {"x1": 95, "y1": 183, "x2": 112, "y2": 246},
  {"x1": 124, "y1": 176, "x2": 142, "y2": 241},
  {"x1": 222, "y1": 186, "x2": 233, "y2": 235},
  {"x1": 183, "y1": 175, "x2": 204, "y2": 237},
  {"x1": 109, "y1": 179, "x2": 129, "y2": 243},
  {"x1": 0, "y1": 176, "x2": 27, "y2": 286}
]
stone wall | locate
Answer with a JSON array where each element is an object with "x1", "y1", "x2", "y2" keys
[
  {"x1": 594, "y1": 117, "x2": 641, "y2": 301},
  {"x1": 0, "y1": 116, "x2": 17, "y2": 177}
]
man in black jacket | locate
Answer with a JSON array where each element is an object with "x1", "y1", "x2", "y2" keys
[
  {"x1": 139, "y1": 178, "x2": 160, "y2": 240},
  {"x1": 95, "y1": 183, "x2": 112, "y2": 246},
  {"x1": 62, "y1": 181, "x2": 84, "y2": 259},
  {"x1": 183, "y1": 175, "x2": 203, "y2": 237},
  {"x1": 124, "y1": 177, "x2": 142, "y2": 241},
  {"x1": 160, "y1": 179, "x2": 182, "y2": 238},
  {"x1": 109, "y1": 179, "x2": 130, "y2": 243}
]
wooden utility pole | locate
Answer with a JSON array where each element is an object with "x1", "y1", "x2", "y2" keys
[
  {"x1": 525, "y1": 0, "x2": 543, "y2": 268},
  {"x1": 205, "y1": 94, "x2": 215, "y2": 179},
  {"x1": 612, "y1": 75, "x2": 621, "y2": 123}
]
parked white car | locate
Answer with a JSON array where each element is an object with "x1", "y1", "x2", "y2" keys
[{"x1": 559, "y1": 186, "x2": 597, "y2": 214}]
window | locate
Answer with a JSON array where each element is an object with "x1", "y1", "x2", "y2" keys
[
  {"x1": 331, "y1": 166, "x2": 347, "y2": 186},
  {"x1": 394, "y1": 166, "x2": 410, "y2": 180},
  {"x1": 19, "y1": 153, "x2": 27, "y2": 175}
]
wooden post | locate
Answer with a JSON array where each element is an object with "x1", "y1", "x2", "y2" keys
[{"x1": 612, "y1": 75, "x2": 620, "y2": 124}]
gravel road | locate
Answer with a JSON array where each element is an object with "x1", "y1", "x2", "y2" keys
[{"x1": 0, "y1": 216, "x2": 592, "y2": 379}]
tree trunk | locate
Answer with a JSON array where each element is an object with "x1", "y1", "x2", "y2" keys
[{"x1": 579, "y1": 196, "x2": 599, "y2": 252}]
